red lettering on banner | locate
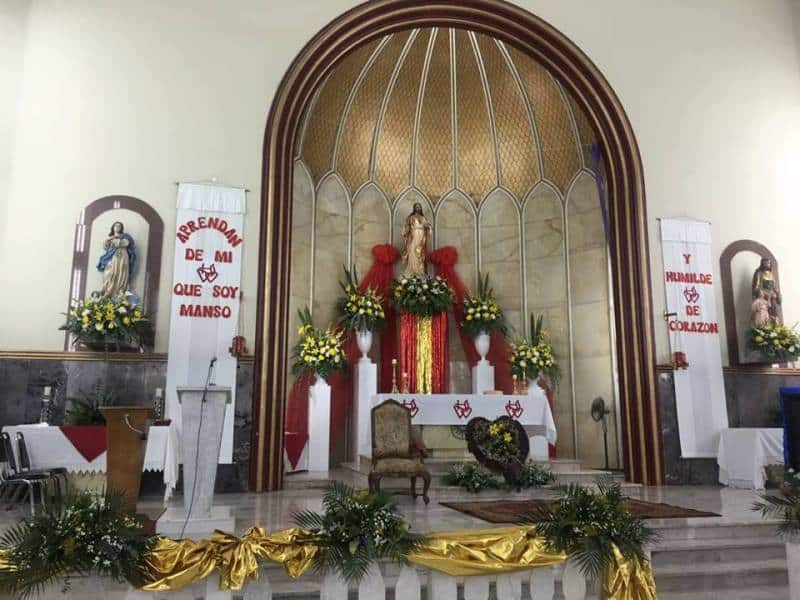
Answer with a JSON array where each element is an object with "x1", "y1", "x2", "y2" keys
[
  {"x1": 175, "y1": 218, "x2": 244, "y2": 247},
  {"x1": 212, "y1": 285, "x2": 239, "y2": 299},
  {"x1": 178, "y1": 304, "x2": 232, "y2": 319},
  {"x1": 686, "y1": 305, "x2": 700, "y2": 316},
  {"x1": 185, "y1": 248, "x2": 203, "y2": 261},
  {"x1": 173, "y1": 283, "x2": 202, "y2": 297},
  {"x1": 665, "y1": 271, "x2": 713, "y2": 285},
  {"x1": 668, "y1": 320, "x2": 719, "y2": 334},
  {"x1": 215, "y1": 250, "x2": 233, "y2": 263},
  {"x1": 683, "y1": 253, "x2": 691, "y2": 264}
]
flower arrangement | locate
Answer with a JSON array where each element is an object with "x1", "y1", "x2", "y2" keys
[
  {"x1": 0, "y1": 491, "x2": 154, "y2": 597},
  {"x1": 465, "y1": 416, "x2": 530, "y2": 486},
  {"x1": 443, "y1": 461, "x2": 553, "y2": 493},
  {"x1": 291, "y1": 307, "x2": 347, "y2": 380},
  {"x1": 509, "y1": 313, "x2": 559, "y2": 384},
  {"x1": 462, "y1": 273, "x2": 507, "y2": 338},
  {"x1": 60, "y1": 296, "x2": 149, "y2": 349},
  {"x1": 391, "y1": 274, "x2": 453, "y2": 317},
  {"x1": 530, "y1": 480, "x2": 658, "y2": 579},
  {"x1": 293, "y1": 481, "x2": 425, "y2": 583},
  {"x1": 749, "y1": 322, "x2": 800, "y2": 362},
  {"x1": 336, "y1": 267, "x2": 386, "y2": 332}
]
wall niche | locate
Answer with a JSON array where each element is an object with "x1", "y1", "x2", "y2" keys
[
  {"x1": 65, "y1": 195, "x2": 164, "y2": 351},
  {"x1": 720, "y1": 239, "x2": 783, "y2": 365}
]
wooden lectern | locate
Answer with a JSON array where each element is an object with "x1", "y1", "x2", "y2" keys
[{"x1": 99, "y1": 406, "x2": 153, "y2": 511}]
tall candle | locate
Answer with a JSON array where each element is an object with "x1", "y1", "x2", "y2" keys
[
  {"x1": 155, "y1": 387, "x2": 164, "y2": 398},
  {"x1": 43, "y1": 386, "x2": 51, "y2": 397}
]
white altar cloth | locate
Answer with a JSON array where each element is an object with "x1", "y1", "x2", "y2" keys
[
  {"x1": 368, "y1": 389, "x2": 556, "y2": 460},
  {"x1": 717, "y1": 427, "x2": 783, "y2": 490},
  {"x1": 2, "y1": 423, "x2": 180, "y2": 500}
]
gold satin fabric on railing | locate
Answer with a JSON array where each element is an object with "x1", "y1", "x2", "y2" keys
[{"x1": 139, "y1": 525, "x2": 656, "y2": 599}]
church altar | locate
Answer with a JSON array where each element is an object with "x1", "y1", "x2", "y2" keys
[
  {"x1": 355, "y1": 381, "x2": 556, "y2": 462},
  {"x1": 717, "y1": 427, "x2": 783, "y2": 489},
  {"x1": 1, "y1": 423, "x2": 179, "y2": 499}
]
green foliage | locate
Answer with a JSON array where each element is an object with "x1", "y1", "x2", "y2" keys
[
  {"x1": 529, "y1": 480, "x2": 658, "y2": 580},
  {"x1": 293, "y1": 481, "x2": 425, "y2": 583},
  {"x1": 291, "y1": 307, "x2": 347, "y2": 380},
  {"x1": 462, "y1": 272, "x2": 508, "y2": 338},
  {"x1": 443, "y1": 461, "x2": 554, "y2": 493},
  {"x1": 64, "y1": 387, "x2": 117, "y2": 425},
  {"x1": 336, "y1": 267, "x2": 386, "y2": 332},
  {"x1": 391, "y1": 274, "x2": 453, "y2": 317},
  {"x1": 754, "y1": 469, "x2": 800, "y2": 536},
  {"x1": 442, "y1": 463, "x2": 501, "y2": 492},
  {"x1": 0, "y1": 490, "x2": 154, "y2": 598},
  {"x1": 749, "y1": 322, "x2": 800, "y2": 362}
]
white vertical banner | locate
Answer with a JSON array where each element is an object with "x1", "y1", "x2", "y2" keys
[
  {"x1": 166, "y1": 183, "x2": 246, "y2": 463},
  {"x1": 659, "y1": 219, "x2": 728, "y2": 458}
]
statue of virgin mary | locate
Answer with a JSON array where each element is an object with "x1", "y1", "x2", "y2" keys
[{"x1": 96, "y1": 221, "x2": 137, "y2": 298}]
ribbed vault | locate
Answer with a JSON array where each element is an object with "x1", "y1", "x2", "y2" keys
[{"x1": 297, "y1": 27, "x2": 598, "y2": 204}]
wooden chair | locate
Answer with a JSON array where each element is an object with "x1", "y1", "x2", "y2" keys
[{"x1": 368, "y1": 399, "x2": 431, "y2": 504}]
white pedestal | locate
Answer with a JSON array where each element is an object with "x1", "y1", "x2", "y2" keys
[
  {"x1": 308, "y1": 377, "x2": 331, "y2": 472},
  {"x1": 354, "y1": 360, "x2": 378, "y2": 463},
  {"x1": 157, "y1": 386, "x2": 231, "y2": 535},
  {"x1": 471, "y1": 361, "x2": 495, "y2": 394}
]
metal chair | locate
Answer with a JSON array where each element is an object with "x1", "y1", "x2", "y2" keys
[
  {"x1": 16, "y1": 431, "x2": 69, "y2": 500},
  {"x1": 0, "y1": 431, "x2": 53, "y2": 514}
]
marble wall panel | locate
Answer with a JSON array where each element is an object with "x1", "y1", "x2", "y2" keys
[
  {"x1": 289, "y1": 161, "x2": 314, "y2": 337},
  {"x1": 479, "y1": 189, "x2": 523, "y2": 334},
  {"x1": 312, "y1": 175, "x2": 350, "y2": 329},
  {"x1": 352, "y1": 184, "x2": 391, "y2": 280},
  {"x1": 567, "y1": 172, "x2": 618, "y2": 468},
  {"x1": 523, "y1": 183, "x2": 573, "y2": 456}
]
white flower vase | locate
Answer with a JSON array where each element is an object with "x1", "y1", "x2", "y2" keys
[
  {"x1": 474, "y1": 331, "x2": 490, "y2": 364},
  {"x1": 356, "y1": 329, "x2": 373, "y2": 362},
  {"x1": 787, "y1": 540, "x2": 800, "y2": 599}
]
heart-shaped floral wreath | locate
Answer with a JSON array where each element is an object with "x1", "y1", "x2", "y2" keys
[{"x1": 465, "y1": 416, "x2": 529, "y2": 485}]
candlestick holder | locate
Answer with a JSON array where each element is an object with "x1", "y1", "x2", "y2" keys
[
  {"x1": 401, "y1": 372, "x2": 409, "y2": 394},
  {"x1": 391, "y1": 359, "x2": 399, "y2": 393},
  {"x1": 512, "y1": 374, "x2": 519, "y2": 395}
]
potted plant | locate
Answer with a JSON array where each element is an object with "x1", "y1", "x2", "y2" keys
[
  {"x1": 509, "y1": 313, "x2": 560, "y2": 391},
  {"x1": 754, "y1": 470, "x2": 800, "y2": 598},
  {"x1": 60, "y1": 296, "x2": 149, "y2": 352},
  {"x1": 531, "y1": 480, "x2": 658, "y2": 593},
  {"x1": 0, "y1": 490, "x2": 154, "y2": 597},
  {"x1": 336, "y1": 267, "x2": 386, "y2": 360},
  {"x1": 462, "y1": 273, "x2": 507, "y2": 363},
  {"x1": 293, "y1": 481, "x2": 425, "y2": 583}
]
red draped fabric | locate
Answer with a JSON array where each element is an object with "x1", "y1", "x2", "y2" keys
[
  {"x1": 431, "y1": 311, "x2": 449, "y2": 393},
  {"x1": 285, "y1": 244, "x2": 399, "y2": 470},
  {"x1": 59, "y1": 425, "x2": 107, "y2": 462},
  {"x1": 399, "y1": 311, "x2": 417, "y2": 393}
]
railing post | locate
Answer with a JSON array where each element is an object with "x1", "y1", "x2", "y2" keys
[
  {"x1": 463, "y1": 575, "x2": 491, "y2": 600},
  {"x1": 395, "y1": 565, "x2": 422, "y2": 600},
  {"x1": 561, "y1": 561, "x2": 587, "y2": 600},
  {"x1": 429, "y1": 571, "x2": 458, "y2": 600},
  {"x1": 529, "y1": 566, "x2": 556, "y2": 599}
]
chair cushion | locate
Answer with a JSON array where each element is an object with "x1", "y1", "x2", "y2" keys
[{"x1": 373, "y1": 457, "x2": 428, "y2": 475}]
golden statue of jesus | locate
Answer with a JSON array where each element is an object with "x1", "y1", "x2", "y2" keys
[{"x1": 401, "y1": 202, "x2": 431, "y2": 276}]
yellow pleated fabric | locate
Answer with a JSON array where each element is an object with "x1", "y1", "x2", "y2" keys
[
  {"x1": 109, "y1": 526, "x2": 656, "y2": 599},
  {"x1": 415, "y1": 315, "x2": 433, "y2": 393}
]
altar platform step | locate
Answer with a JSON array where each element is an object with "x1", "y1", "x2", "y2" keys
[{"x1": 649, "y1": 520, "x2": 788, "y2": 598}]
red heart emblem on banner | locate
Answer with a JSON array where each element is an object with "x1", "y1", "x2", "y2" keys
[
  {"x1": 402, "y1": 399, "x2": 419, "y2": 417},
  {"x1": 683, "y1": 286, "x2": 700, "y2": 304},
  {"x1": 505, "y1": 400, "x2": 524, "y2": 419},
  {"x1": 453, "y1": 399, "x2": 472, "y2": 419}
]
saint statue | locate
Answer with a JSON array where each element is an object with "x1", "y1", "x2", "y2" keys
[
  {"x1": 401, "y1": 203, "x2": 431, "y2": 276},
  {"x1": 97, "y1": 221, "x2": 137, "y2": 298},
  {"x1": 752, "y1": 257, "x2": 781, "y2": 323},
  {"x1": 750, "y1": 289, "x2": 771, "y2": 327}
]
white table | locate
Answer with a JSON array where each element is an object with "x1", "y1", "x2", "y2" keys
[
  {"x1": 367, "y1": 389, "x2": 557, "y2": 459},
  {"x1": 717, "y1": 427, "x2": 783, "y2": 489},
  {"x1": 2, "y1": 423, "x2": 180, "y2": 502}
]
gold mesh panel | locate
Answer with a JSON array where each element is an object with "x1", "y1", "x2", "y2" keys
[
  {"x1": 476, "y1": 34, "x2": 539, "y2": 198},
  {"x1": 567, "y1": 94, "x2": 598, "y2": 168},
  {"x1": 300, "y1": 40, "x2": 380, "y2": 183},
  {"x1": 336, "y1": 34, "x2": 408, "y2": 193},
  {"x1": 415, "y1": 30, "x2": 452, "y2": 201},
  {"x1": 455, "y1": 30, "x2": 496, "y2": 203},
  {"x1": 374, "y1": 32, "x2": 427, "y2": 200},
  {"x1": 508, "y1": 47, "x2": 581, "y2": 193}
]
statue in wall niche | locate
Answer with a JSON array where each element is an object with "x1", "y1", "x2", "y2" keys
[
  {"x1": 751, "y1": 290, "x2": 771, "y2": 327},
  {"x1": 401, "y1": 202, "x2": 431, "y2": 276},
  {"x1": 96, "y1": 221, "x2": 137, "y2": 299},
  {"x1": 752, "y1": 257, "x2": 781, "y2": 323}
]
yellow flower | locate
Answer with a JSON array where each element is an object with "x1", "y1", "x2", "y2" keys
[
  {"x1": 123, "y1": 316, "x2": 131, "y2": 326},
  {"x1": 134, "y1": 310, "x2": 142, "y2": 318},
  {"x1": 503, "y1": 433, "x2": 512, "y2": 443},
  {"x1": 94, "y1": 312, "x2": 103, "y2": 321}
]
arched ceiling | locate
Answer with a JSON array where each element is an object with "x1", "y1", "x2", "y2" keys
[{"x1": 297, "y1": 27, "x2": 598, "y2": 203}]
